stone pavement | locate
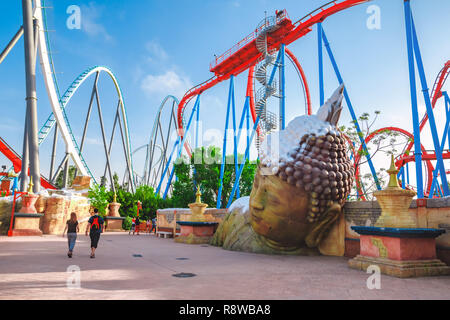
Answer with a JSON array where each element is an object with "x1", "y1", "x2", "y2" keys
[{"x1": 0, "y1": 233, "x2": 449, "y2": 300}]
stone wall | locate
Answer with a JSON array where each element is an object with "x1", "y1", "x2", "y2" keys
[
  {"x1": 0, "y1": 191, "x2": 91, "y2": 236},
  {"x1": 344, "y1": 198, "x2": 450, "y2": 265},
  {"x1": 41, "y1": 193, "x2": 91, "y2": 235}
]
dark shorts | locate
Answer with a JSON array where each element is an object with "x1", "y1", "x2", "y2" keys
[{"x1": 90, "y1": 232, "x2": 101, "y2": 248}]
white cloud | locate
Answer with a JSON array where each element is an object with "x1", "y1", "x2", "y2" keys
[
  {"x1": 140, "y1": 70, "x2": 192, "y2": 99},
  {"x1": 81, "y1": 2, "x2": 113, "y2": 42},
  {"x1": 145, "y1": 41, "x2": 169, "y2": 63}
]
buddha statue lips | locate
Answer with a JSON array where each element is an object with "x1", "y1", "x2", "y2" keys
[{"x1": 211, "y1": 85, "x2": 354, "y2": 254}]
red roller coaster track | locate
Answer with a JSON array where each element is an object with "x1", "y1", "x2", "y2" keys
[
  {"x1": 0, "y1": 137, "x2": 56, "y2": 190},
  {"x1": 176, "y1": 0, "x2": 371, "y2": 142}
]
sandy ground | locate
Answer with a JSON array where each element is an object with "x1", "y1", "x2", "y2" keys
[{"x1": 0, "y1": 232, "x2": 449, "y2": 300}]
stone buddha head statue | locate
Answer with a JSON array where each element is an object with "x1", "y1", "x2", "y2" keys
[{"x1": 249, "y1": 85, "x2": 354, "y2": 251}]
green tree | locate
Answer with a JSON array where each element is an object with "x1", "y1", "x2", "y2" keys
[
  {"x1": 55, "y1": 165, "x2": 76, "y2": 189},
  {"x1": 340, "y1": 111, "x2": 406, "y2": 200},
  {"x1": 171, "y1": 146, "x2": 257, "y2": 208}
]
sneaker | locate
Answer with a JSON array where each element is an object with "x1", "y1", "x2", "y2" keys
[{"x1": 90, "y1": 254, "x2": 95, "y2": 259}]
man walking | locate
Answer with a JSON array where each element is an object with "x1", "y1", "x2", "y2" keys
[
  {"x1": 85, "y1": 208, "x2": 104, "y2": 258},
  {"x1": 151, "y1": 217, "x2": 157, "y2": 235}
]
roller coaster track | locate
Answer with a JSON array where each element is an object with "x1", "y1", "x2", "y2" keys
[
  {"x1": 37, "y1": 65, "x2": 135, "y2": 188},
  {"x1": 35, "y1": 0, "x2": 134, "y2": 189},
  {"x1": 143, "y1": 95, "x2": 179, "y2": 187}
]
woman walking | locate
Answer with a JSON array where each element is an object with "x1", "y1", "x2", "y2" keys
[{"x1": 63, "y1": 212, "x2": 79, "y2": 258}]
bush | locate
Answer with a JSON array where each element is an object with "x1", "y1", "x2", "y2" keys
[{"x1": 123, "y1": 216, "x2": 133, "y2": 231}]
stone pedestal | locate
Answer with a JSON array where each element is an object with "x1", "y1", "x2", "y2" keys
[
  {"x1": 11, "y1": 213, "x2": 44, "y2": 236},
  {"x1": 10, "y1": 194, "x2": 43, "y2": 236},
  {"x1": 175, "y1": 221, "x2": 218, "y2": 244},
  {"x1": 348, "y1": 226, "x2": 450, "y2": 278},
  {"x1": 105, "y1": 202, "x2": 124, "y2": 232},
  {"x1": 105, "y1": 216, "x2": 125, "y2": 232}
]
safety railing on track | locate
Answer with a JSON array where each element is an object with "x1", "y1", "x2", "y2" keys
[{"x1": 209, "y1": 9, "x2": 288, "y2": 71}]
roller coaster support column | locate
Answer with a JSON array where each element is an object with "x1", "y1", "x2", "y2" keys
[
  {"x1": 444, "y1": 91, "x2": 450, "y2": 149},
  {"x1": 0, "y1": 26, "x2": 23, "y2": 65},
  {"x1": 226, "y1": 107, "x2": 263, "y2": 208},
  {"x1": 155, "y1": 138, "x2": 179, "y2": 196},
  {"x1": 231, "y1": 77, "x2": 240, "y2": 199},
  {"x1": 405, "y1": 0, "x2": 449, "y2": 197},
  {"x1": 19, "y1": 116, "x2": 29, "y2": 191},
  {"x1": 279, "y1": 44, "x2": 286, "y2": 130},
  {"x1": 195, "y1": 96, "x2": 201, "y2": 150},
  {"x1": 20, "y1": 0, "x2": 41, "y2": 192},
  {"x1": 428, "y1": 91, "x2": 450, "y2": 198},
  {"x1": 404, "y1": 0, "x2": 423, "y2": 198},
  {"x1": 49, "y1": 124, "x2": 58, "y2": 181},
  {"x1": 103, "y1": 100, "x2": 121, "y2": 180},
  {"x1": 318, "y1": 23, "x2": 324, "y2": 106},
  {"x1": 217, "y1": 77, "x2": 235, "y2": 208},
  {"x1": 321, "y1": 27, "x2": 381, "y2": 190},
  {"x1": 162, "y1": 96, "x2": 200, "y2": 199},
  {"x1": 63, "y1": 156, "x2": 69, "y2": 188},
  {"x1": 95, "y1": 83, "x2": 116, "y2": 194},
  {"x1": 193, "y1": 96, "x2": 201, "y2": 189},
  {"x1": 246, "y1": 96, "x2": 250, "y2": 151},
  {"x1": 117, "y1": 105, "x2": 134, "y2": 193},
  {"x1": 74, "y1": 72, "x2": 99, "y2": 178}
]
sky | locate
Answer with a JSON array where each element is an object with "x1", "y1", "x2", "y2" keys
[{"x1": 0, "y1": 0, "x2": 449, "y2": 191}]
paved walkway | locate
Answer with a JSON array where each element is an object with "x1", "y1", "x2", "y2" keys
[{"x1": 0, "y1": 232, "x2": 449, "y2": 300}]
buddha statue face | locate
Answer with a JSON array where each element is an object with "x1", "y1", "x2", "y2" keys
[
  {"x1": 250, "y1": 168, "x2": 313, "y2": 247},
  {"x1": 249, "y1": 84, "x2": 354, "y2": 250}
]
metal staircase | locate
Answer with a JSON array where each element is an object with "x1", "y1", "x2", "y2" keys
[{"x1": 254, "y1": 16, "x2": 281, "y2": 150}]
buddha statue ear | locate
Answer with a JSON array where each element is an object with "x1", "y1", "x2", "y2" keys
[
  {"x1": 305, "y1": 203, "x2": 342, "y2": 248},
  {"x1": 316, "y1": 84, "x2": 345, "y2": 126}
]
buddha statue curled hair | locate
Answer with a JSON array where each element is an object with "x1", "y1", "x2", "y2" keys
[{"x1": 259, "y1": 84, "x2": 355, "y2": 224}]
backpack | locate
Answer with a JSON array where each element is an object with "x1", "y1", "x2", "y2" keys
[{"x1": 91, "y1": 216, "x2": 101, "y2": 232}]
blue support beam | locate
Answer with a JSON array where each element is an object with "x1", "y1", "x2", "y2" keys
[
  {"x1": 155, "y1": 138, "x2": 179, "y2": 195},
  {"x1": 237, "y1": 97, "x2": 250, "y2": 149},
  {"x1": 226, "y1": 111, "x2": 262, "y2": 208},
  {"x1": 406, "y1": 162, "x2": 410, "y2": 185},
  {"x1": 321, "y1": 28, "x2": 381, "y2": 190},
  {"x1": 403, "y1": 0, "x2": 424, "y2": 198},
  {"x1": 280, "y1": 43, "x2": 286, "y2": 130},
  {"x1": 268, "y1": 50, "x2": 282, "y2": 88},
  {"x1": 159, "y1": 95, "x2": 201, "y2": 199},
  {"x1": 318, "y1": 22, "x2": 324, "y2": 106},
  {"x1": 444, "y1": 91, "x2": 450, "y2": 150},
  {"x1": 231, "y1": 77, "x2": 240, "y2": 199},
  {"x1": 217, "y1": 77, "x2": 235, "y2": 208},
  {"x1": 410, "y1": 13, "x2": 449, "y2": 196},
  {"x1": 246, "y1": 97, "x2": 250, "y2": 152}
]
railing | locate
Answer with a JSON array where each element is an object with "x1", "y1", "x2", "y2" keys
[{"x1": 209, "y1": 10, "x2": 289, "y2": 71}]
